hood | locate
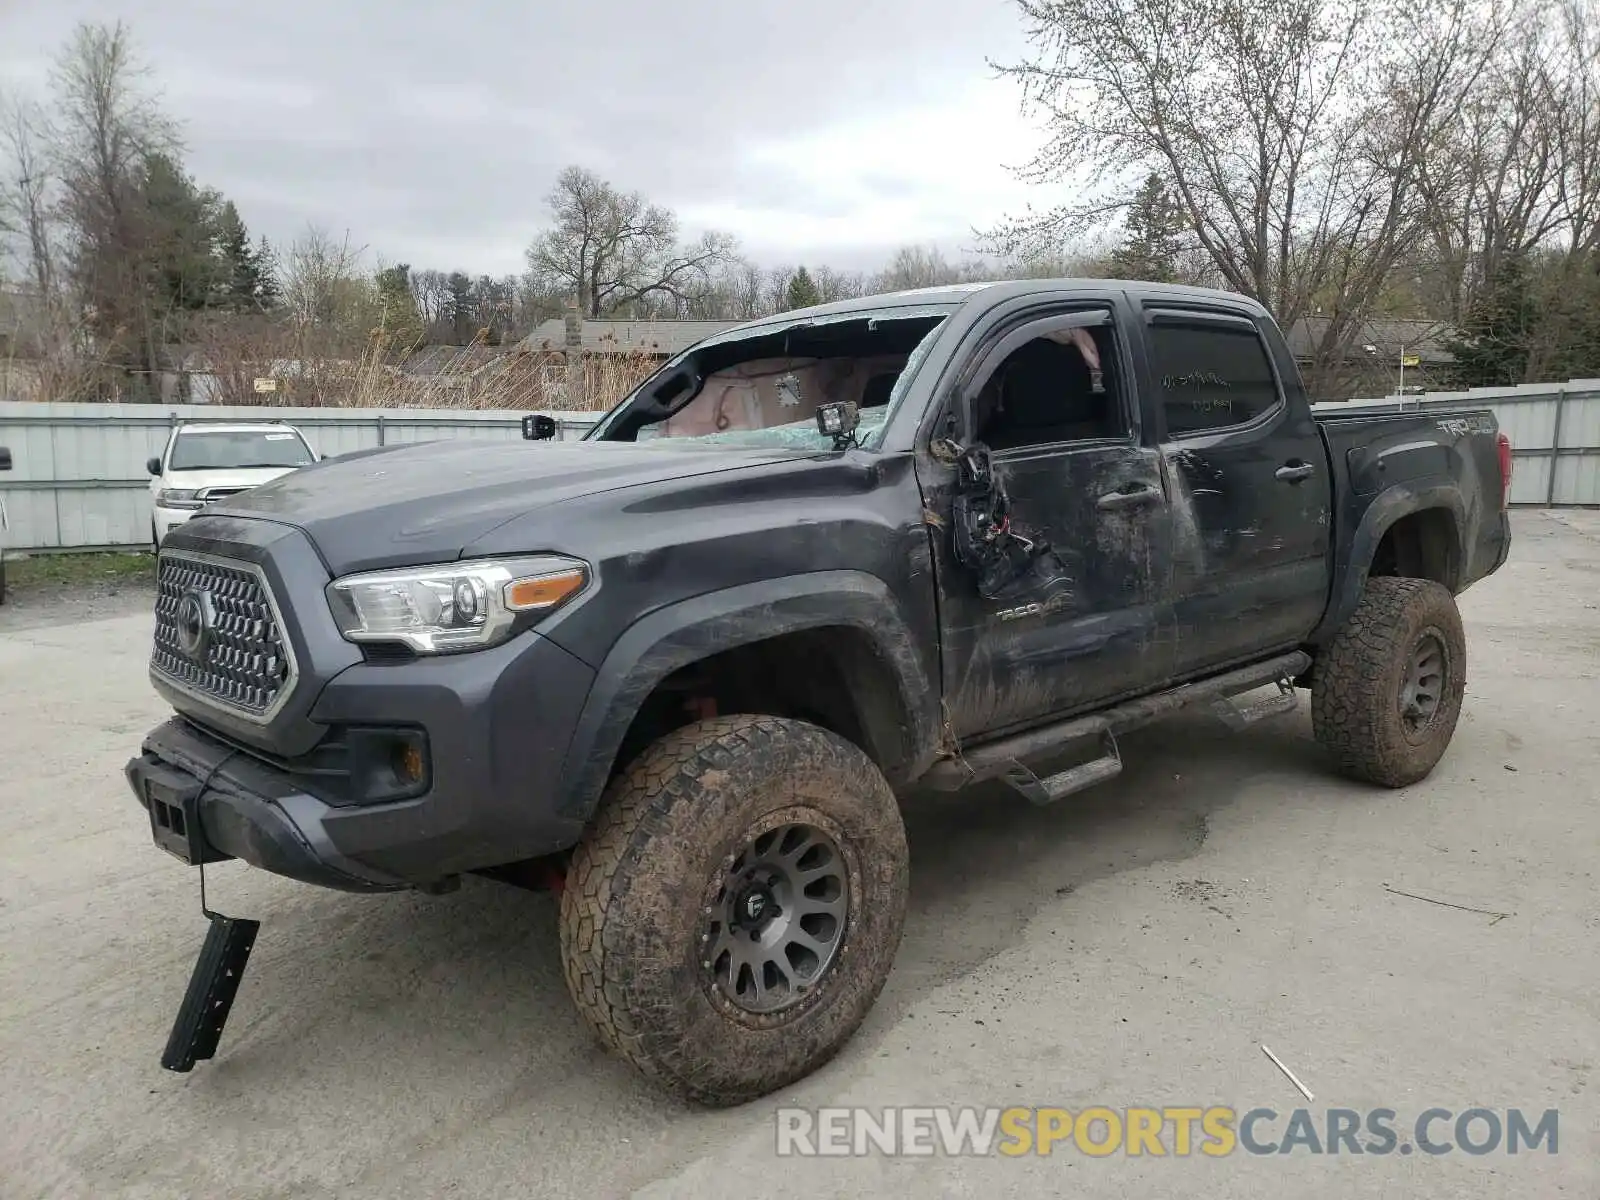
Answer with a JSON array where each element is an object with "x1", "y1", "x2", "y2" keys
[
  {"x1": 158, "y1": 466, "x2": 302, "y2": 493},
  {"x1": 203, "y1": 437, "x2": 815, "y2": 574}
]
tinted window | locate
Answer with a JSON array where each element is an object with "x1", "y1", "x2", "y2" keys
[
  {"x1": 169, "y1": 430, "x2": 314, "y2": 470},
  {"x1": 1150, "y1": 321, "x2": 1281, "y2": 436}
]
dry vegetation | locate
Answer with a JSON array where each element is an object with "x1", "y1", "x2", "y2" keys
[{"x1": 3, "y1": 4, "x2": 1600, "y2": 408}]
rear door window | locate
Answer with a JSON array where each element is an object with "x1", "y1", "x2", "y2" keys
[{"x1": 1148, "y1": 318, "x2": 1282, "y2": 436}]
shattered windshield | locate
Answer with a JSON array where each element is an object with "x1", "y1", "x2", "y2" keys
[
  {"x1": 590, "y1": 305, "x2": 953, "y2": 450},
  {"x1": 636, "y1": 405, "x2": 893, "y2": 450}
]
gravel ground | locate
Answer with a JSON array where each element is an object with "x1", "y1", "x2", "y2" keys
[{"x1": 0, "y1": 510, "x2": 1595, "y2": 1200}]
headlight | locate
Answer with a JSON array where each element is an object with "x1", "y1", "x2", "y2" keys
[
  {"x1": 157, "y1": 489, "x2": 204, "y2": 509},
  {"x1": 325, "y1": 556, "x2": 588, "y2": 654}
]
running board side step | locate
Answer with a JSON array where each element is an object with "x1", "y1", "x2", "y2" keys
[
  {"x1": 1002, "y1": 730, "x2": 1123, "y2": 806},
  {"x1": 1210, "y1": 678, "x2": 1299, "y2": 731},
  {"x1": 925, "y1": 650, "x2": 1311, "y2": 795}
]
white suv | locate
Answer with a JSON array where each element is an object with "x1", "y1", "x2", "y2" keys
[{"x1": 147, "y1": 423, "x2": 318, "y2": 548}]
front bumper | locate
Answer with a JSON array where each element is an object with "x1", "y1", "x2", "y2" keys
[
  {"x1": 127, "y1": 625, "x2": 600, "y2": 891},
  {"x1": 153, "y1": 504, "x2": 203, "y2": 544}
]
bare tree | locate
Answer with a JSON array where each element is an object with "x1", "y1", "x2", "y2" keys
[
  {"x1": 1414, "y1": 5, "x2": 1580, "y2": 322},
  {"x1": 279, "y1": 224, "x2": 382, "y2": 376},
  {"x1": 722, "y1": 259, "x2": 772, "y2": 319},
  {"x1": 1409, "y1": 0, "x2": 1600, "y2": 380},
  {"x1": 871, "y1": 244, "x2": 964, "y2": 291},
  {"x1": 281, "y1": 225, "x2": 368, "y2": 331},
  {"x1": 410, "y1": 267, "x2": 449, "y2": 336},
  {"x1": 48, "y1": 20, "x2": 184, "y2": 398},
  {"x1": 1, "y1": 100, "x2": 58, "y2": 308},
  {"x1": 983, "y1": 0, "x2": 1506, "y2": 394},
  {"x1": 811, "y1": 264, "x2": 868, "y2": 303},
  {"x1": 525, "y1": 166, "x2": 739, "y2": 317}
]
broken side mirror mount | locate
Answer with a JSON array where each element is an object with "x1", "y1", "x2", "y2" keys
[
  {"x1": 949, "y1": 442, "x2": 1002, "y2": 574},
  {"x1": 521, "y1": 414, "x2": 558, "y2": 441},
  {"x1": 947, "y1": 440, "x2": 1073, "y2": 604}
]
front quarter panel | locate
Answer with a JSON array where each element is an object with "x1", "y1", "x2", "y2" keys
[
  {"x1": 462, "y1": 452, "x2": 944, "y2": 817},
  {"x1": 552, "y1": 570, "x2": 941, "y2": 825}
]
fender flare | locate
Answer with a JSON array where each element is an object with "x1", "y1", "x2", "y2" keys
[
  {"x1": 1312, "y1": 481, "x2": 1466, "y2": 643},
  {"x1": 553, "y1": 571, "x2": 940, "y2": 822}
]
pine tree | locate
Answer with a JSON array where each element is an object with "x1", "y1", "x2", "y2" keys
[
  {"x1": 785, "y1": 265, "x2": 822, "y2": 310},
  {"x1": 253, "y1": 236, "x2": 282, "y2": 310},
  {"x1": 1109, "y1": 173, "x2": 1185, "y2": 283},
  {"x1": 138, "y1": 152, "x2": 226, "y2": 314},
  {"x1": 210, "y1": 201, "x2": 265, "y2": 311},
  {"x1": 374, "y1": 263, "x2": 425, "y2": 354},
  {"x1": 1442, "y1": 256, "x2": 1537, "y2": 387},
  {"x1": 446, "y1": 271, "x2": 475, "y2": 344}
]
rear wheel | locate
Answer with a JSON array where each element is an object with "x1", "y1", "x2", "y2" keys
[
  {"x1": 559, "y1": 714, "x2": 909, "y2": 1106},
  {"x1": 1312, "y1": 576, "x2": 1467, "y2": 787}
]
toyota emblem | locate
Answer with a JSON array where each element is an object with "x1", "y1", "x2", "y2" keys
[{"x1": 175, "y1": 589, "x2": 216, "y2": 661}]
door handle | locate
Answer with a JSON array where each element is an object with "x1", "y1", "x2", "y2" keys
[
  {"x1": 1276, "y1": 461, "x2": 1315, "y2": 483},
  {"x1": 1097, "y1": 483, "x2": 1160, "y2": 510}
]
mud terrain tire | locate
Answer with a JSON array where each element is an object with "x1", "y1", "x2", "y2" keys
[
  {"x1": 1312, "y1": 576, "x2": 1467, "y2": 787},
  {"x1": 559, "y1": 715, "x2": 909, "y2": 1106}
]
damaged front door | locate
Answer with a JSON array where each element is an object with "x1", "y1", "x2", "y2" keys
[{"x1": 927, "y1": 303, "x2": 1177, "y2": 740}]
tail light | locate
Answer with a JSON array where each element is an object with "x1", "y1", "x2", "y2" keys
[{"x1": 1496, "y1": 432, "x2": 1513, "y2": 510}]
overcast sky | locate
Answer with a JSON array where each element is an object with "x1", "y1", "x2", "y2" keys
[{"x1": 0, "y1": 0, "x2": 1055, "y2": 277}]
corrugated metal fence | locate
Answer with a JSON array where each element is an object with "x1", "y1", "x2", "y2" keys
[
  {"x1": 0, "y1": 403, "x2": 603, "y2": 551},
  {"x1": 2, "y1": 379, "x2": 1596, "y2": 551}
]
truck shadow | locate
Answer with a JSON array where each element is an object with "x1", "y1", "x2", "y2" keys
[
  {"x1": 144, "y1": 708, "x2": 1339, "y2": 1191},
  {"x1": 885, "y1": 708, "x2": 1329, "y2": 1008}
]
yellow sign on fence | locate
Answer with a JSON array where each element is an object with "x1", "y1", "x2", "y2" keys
[{"x1": 253, "y1": 377, "x2": 277, "y2": 393}]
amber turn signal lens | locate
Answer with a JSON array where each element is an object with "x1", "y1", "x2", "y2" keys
[
  {"x1": 503, "y1": 568, "x2": 585, "y2": 611},
  {"x1": 393, "y1": 742, "x2": 425, "y2": 785}
]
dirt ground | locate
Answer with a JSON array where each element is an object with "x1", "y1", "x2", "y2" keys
[
  {"x1": 0, "y1": 511, "x2": 1595, "y2": 1200},
  {"x1": 0, "y1": 552, "x2": 154, "y2": 632}
]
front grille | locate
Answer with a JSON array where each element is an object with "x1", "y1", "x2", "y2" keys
[
  {"x1": 198, "y1": 486, "x2": 248, "y2": 502},
  {"x1": 152, "y1": 552, "x2": 295, "y2": 719}
]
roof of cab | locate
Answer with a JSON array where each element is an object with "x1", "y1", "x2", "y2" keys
[{"x1": 709, "y1": 277, "x2": 1270, "y2": 342}]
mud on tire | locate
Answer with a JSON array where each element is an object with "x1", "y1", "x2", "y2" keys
[
  {"x1": 1311, "y1": 576, "x2": 1467, "y2": 788},
  {"x1": 559, "y1": 715, "x2": 910, "y2": 1106}
]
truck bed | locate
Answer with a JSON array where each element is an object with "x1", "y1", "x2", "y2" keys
[{"x1": 1310, "y1": 401, "x2": 1511, "y2": 640}]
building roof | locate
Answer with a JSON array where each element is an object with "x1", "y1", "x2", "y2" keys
[
  {"x1": 515, "y1": 290, "x2": 1461, "y2": 368},
  {"x1": 1285, "y1": 316, "x2": 1454, "y2": 364},
  {"x1": 398, "y1": 345, "x2": 514, "y2": 377},
  {"x1": 520, "y1": 318, "x2": 743, "y2": 356}
]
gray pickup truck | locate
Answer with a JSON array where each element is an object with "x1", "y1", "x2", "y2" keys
[{"x1": 126, "y1": 279, "x2": 1511, "y2": 1105}]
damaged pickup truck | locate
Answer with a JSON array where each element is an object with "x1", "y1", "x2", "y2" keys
[{"x1": 126, "y1": 279, "x2": 1512, "y2": 1105}]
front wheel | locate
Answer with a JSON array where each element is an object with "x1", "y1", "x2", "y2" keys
[
  {"x1": 560, "y1": 715, "x2": 909, "y2": 1106},
  {"x1": 1311, "y1": 576, "x2": 1467, "y2": 787}
]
